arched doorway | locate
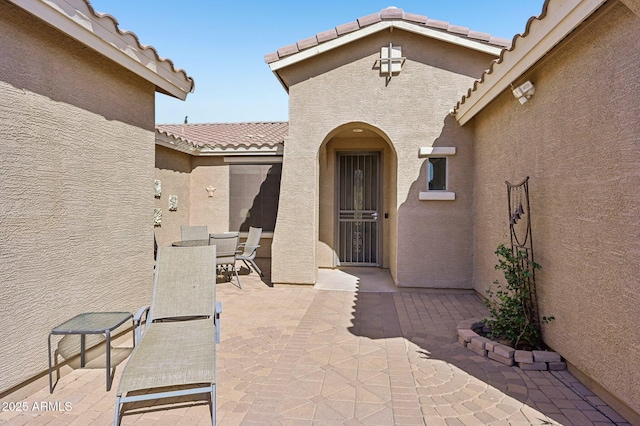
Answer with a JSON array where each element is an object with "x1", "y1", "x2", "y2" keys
[{"x1": 317, "y1": 122, "x2": 397, "y2": 270}]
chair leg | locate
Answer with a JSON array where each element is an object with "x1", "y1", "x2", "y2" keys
[
  {"x1": 249, "y1": 259, "x2": 264, "y2": 277},
  {"x1": 114, "y1": 396, "x2": 121, "y2": 425},
  {"x1": 211, "y1": 385, "x2": 216, "y2": 425},
  {"x1": 234, "y1": 266, "x2": 242, "y2": 289}
]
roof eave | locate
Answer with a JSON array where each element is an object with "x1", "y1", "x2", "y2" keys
[
  {"x1": 268, "y1": 20, "x2": 504, "y2": 89},
  {"x1": 155, "y1": 130, "x2": 284, "y2": 157},
  {"x1": 454, "y1": 0, "x2": 607, "y2": 126},
  {"x1": 10, "y1": 0, "x2": 194, "y2": 100}
]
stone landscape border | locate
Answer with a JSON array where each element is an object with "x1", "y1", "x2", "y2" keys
[{"x1": 457, "y1": 319, "x2": 567, "y2": 371}]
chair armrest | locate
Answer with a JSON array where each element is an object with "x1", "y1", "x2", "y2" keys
[
  {"x1": 215, "y1": 302, "x2": 222, "y2": 344},
  {"x1": 238, "y1": 244, "x2": 260, "y2": 251},
  {"x1": 133, "y1": 305, "x2": 150, "y2": 344}
]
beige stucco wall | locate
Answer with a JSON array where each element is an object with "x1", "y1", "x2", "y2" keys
[
  {"x1": 154, "y1": 152, "x2": 274, "y2": 257},
  {"x1": 0, "y1": 2, "x2": 155, "y2": 393},
  {"x1": 471, "y1": 2, "x2": 640, "y2": 418},
  {"x1": 154, "y1": 149, "x2": 232, "y2": 247},
  {"x1": 272, "y1": 29, "x2": 491, "y2": 286},
  {"x1": 191, "y1": 157, "x2": 231, "y2": 234},
  {"x1": 154, "y1": 145, "x2": 193, "y2": 247}
]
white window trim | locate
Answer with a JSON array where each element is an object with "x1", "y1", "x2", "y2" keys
[{"x1": 418, "y1": 147, "x2": 456, "y2": 201}]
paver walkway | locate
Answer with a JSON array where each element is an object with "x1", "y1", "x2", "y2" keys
[{"x1": 0, "y1": 268, "x2": 631, "y2": 425}]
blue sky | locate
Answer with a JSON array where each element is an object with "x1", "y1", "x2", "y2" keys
[{"x1": 88, "y1": 1, "x2": 544, "y2": 124}]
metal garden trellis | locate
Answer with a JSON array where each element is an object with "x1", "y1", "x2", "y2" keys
[{"x1": 505, "y1": 176, "x2": 541, "y2": 335}]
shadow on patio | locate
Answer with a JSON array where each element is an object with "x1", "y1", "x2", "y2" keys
[
  {"x1": 343, "y1": 269, "x2": 630, "y2": 425},
  {"x1": 0, "y1": 265, "x2": 631, "y2": 425}
]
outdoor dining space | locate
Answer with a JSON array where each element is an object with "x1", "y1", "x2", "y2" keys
[
  {"x1": 170, "y1": 225, "x2": 265, "y2": 289},
  {"x1": 0, "y1": 259, "x2": 630, "y2": 426}
]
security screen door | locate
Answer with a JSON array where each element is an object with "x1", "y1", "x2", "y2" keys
[{"x1": 337, "y1": 152, "x2": 380, "y2": 266}]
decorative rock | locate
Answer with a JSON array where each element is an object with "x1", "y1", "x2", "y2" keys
[
  {"x1": 488, "y1": 351, "x2": 515, "y2": 366},
  {"x1": 485, "y1": 340, "x2": 498, "y2": 352},
  {"x1": 548, "y1": 361, "x2": 567, "y2": 371},
  {"x1": 533, "y1": 350, "x2": 562, "y2": 363},
  {"x1": 518, "y1": 361, "x2": 548, "y2": 371},
  {"x1": 515, "y1": 350, "x2": 534, "y2": 364},
  {"x1": 457, "y1": 329, "x2": 478, "y2": 343},
  {"x1": 470, "y1": 336, "x2": 492, "y2": 349},
  {"x1": 493, "y1": 344, "x2": 515, "y2": 359},
  {"x1": 469, "y1": 336, "x2": 491, "y2": 356}
]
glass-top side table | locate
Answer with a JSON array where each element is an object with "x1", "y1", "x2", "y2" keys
[{"x1": 48, "y1": 311, "x2": 134, "y2": 393}]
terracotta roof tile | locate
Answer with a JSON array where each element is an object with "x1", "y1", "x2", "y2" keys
[
  {"x1": 468, "y1": 30, "x2": 491, "y2": 42},
  {"x1": 83, "y1": 1, "x2": 194, "y2": 93},
  {"x1": 316, "y1": 28, "x2": 339, "y2": 43},
  {"x1": 336, "y1": 21, "x2": 360, "y2": 36},
  {"x1": 403, "y1": 12, "x2": 429, "y2": 25},
  {"x1": 156, "y1": 122, "x2": 288, "y2": 149},
  {"x1": 380, "y1": 7, "x2": 404, "y2": 19},
  {"x1": 357, "y1": 13, "x2": 382, "y2": 27},
  {"x1": 448, "y1": 25, "x2": 471, "y2": 36},
  {"x1": 297, "y1": 36, "x2": 319, "y2": 50},
  {"x1": 278, "y1": 43, "x2": 299, "y2": 57},
  {"x1": 425, "y1": 18, "x2": 450, "y2": 30},
  {"x1": 264, "y1": 7, "x2": 511, "y2": 64},
  {"x1": 452, "y1": 0, "x2": 550, "y2": 117}
]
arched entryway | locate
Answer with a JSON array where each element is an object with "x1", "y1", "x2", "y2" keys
[{"x1": 317, "y1": 122, "x2": 397, "y2": 272}]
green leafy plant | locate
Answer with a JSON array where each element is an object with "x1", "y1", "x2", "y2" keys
[{"x1": 483, "y1": 244, "x2": 554, "y2": 349}]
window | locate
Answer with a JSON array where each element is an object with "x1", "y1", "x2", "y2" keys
[
  {"x1": 428, "y1": 157, "x2": 447, "y2": 191},
  {"x1": 418, "y1": 146, "x2": 456, "y2": 201},
  {"x1": 229, "y1": 163, "x2": 281, "y2": 232}
]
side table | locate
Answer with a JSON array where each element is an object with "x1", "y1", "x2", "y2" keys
[{"x1": 48, "y1": 312, "x2": 134, "y2": 392}]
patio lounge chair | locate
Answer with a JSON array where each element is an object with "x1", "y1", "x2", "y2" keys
[
  {"x1": 237, "y1": 226, "x2": 264, "y2": 277},
  {"x1": 181, "y1": 225, "x2": 208, "y2": 241},
  {"x1": 209, "y1": 233, "x2": 241, "y2": 288},
  {"x1": 114, "y1": 245, "x2": 220, "y2": 425}
]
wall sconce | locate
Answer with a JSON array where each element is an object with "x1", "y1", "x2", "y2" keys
[
  {"x1": 512, "y1": 81, "x2": 535, "y2": 104},
  {"x1": 206, "y1": 185, "x2": 216, "y2": 197}
]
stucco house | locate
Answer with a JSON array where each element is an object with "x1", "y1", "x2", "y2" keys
[
  {"x1": 0, "y1": 0, "x2": 192, "y2": 397},
  {"x1": 154, "y1": 0, "x2": 639, "y2": 421}
]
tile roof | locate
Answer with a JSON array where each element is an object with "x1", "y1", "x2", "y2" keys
[
  {"x1": 85, "y1": 1, "x2": 194, "y2": 96},
  {"x1": 452, "y1": 0, "x2": 605, "y2": 124},
  {"x1": 13, "y1": 0, "x2": 194, "y2": 98},
  {"x1": 451, "y1": 1, "x2": 550, "y2": 119},
  {"x1": 156, "y1": 122, "x2": 288, "y2": 149},
  {"x1": 264, "y1": 6, "x2": 512, "y2": 64}
]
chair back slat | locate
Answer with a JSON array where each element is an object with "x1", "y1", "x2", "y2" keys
[
  {"x1": 149, "y1": 246, "x2": 216, "y2": 321},
  {"x1": 241, "y1": 227, "x2": 262, "y2": 256},
  {"x1": 181, "y1": 225, "x2": 208, "y2": 241}
]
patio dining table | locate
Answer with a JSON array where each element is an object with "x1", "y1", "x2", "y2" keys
[{"x1": 171, "y1": 239, "x2": 208, "y2": 247}]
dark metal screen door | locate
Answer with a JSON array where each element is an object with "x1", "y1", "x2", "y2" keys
[{"x1": 337, "y1": 152, "x2": 380, "y2": 266}]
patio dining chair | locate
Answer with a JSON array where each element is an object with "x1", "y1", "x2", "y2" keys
[
  {"x1": 209, "y1": 233, "x2": 241, "y2": 289},
  {"x1": 114, "y1": 245, "x2": 220, "y2": 425},
  {"x1": 237, "y1": 226, "x2": 264, "y2": 277},
  {"x1": 181, "y1": 225, "x2": 208, "y2": 241}
]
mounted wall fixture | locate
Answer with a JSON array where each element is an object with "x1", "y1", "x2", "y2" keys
[
  {"x1": 375, "y1": 43, "x2": 405, "y2": 84},
  {"x1": 512, "y1": 81, "x2": 535, "y2": 104},
  {"x1": 168, "y1": 195, "x2": 178, "y2": 211}
]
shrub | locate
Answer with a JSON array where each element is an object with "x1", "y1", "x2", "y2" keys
[{"x1": 483, "y1": 244, "x2": 554, "y2": 349}]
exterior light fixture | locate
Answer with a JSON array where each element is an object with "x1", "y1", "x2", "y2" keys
[
  {"x1": 352, "y1": 129, "x2": 363, "y2": 133},
  {"x1": 512, "y1": 81, "x2": 535, "y2": 104}
]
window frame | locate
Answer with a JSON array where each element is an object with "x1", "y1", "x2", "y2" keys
[{"x1": 418, "y1": 147, "x2": 456, "y2": 201}]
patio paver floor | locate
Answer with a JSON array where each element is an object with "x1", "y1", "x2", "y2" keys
[{"x1": 0, "y1": 267, "x2": 632, "y2": 425}]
